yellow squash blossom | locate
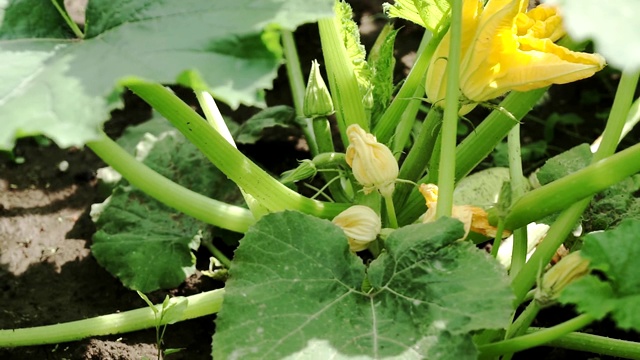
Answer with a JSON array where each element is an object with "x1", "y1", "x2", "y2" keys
[
  {"x1": 346, "y1": 124, "x2": 399, "y2": 197},
  {"x1": 419, "y1": 183, "x2": 510, "y2": 239},
  {"x1": 332, "y1": 205, "x2": 382, "y2": 252},
  {"x1": 426, "y1": 0, "x2": 606, "y2": 113}
]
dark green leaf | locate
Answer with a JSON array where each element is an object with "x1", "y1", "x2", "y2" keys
[
  {"x1": 213, "y1": 213, "x2": 513, "y2": 359},
  {"x1": 560, "y1": 219, "x2": 640, "y2": 331},
  {"x1": 234, "y1": 105, "x2": 296, "y2": 144},
  {"x1": 92, "y1": 130, "x2": 243, "y2": 291}
]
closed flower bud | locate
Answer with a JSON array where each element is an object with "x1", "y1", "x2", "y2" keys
[
  {"x1": 345, "y1": 124, "x2": 399, "y2": 197},
  {"x1": 303, "y1": 60, "x2": 334, "y2": 118},
  {"x1": 536, "y1": 250, "x2": 589, "y2": 306},
  {"x1": 280, "y1": 159, "x2": 317, "y2": 184},
  {"x1": 332, "y1": 205, "x2": 381, "y2": 252}
]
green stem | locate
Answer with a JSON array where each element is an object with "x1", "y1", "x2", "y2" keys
[
  {"x1": 390, "y1": 32, "x2": 433, "y2": 154},
  {"x1": 0, "y1": 290, "x2": 224, "y2": 347},
  {"x1": 506, "y1": 300, "x2": 541, "y2": 340},
  {"x1": 490, "y1": 218, "x2": 506, "y2": 257},
  {"x1": 384, "y1": 194, "x2": 398, "y2": 228},
  {"x1": 313, "y1": 116, "x2": 349, "y2": 202},
  {"x1": 478, "y1": 314, "x2": 595, "y2": 357},
  {"x1": 318, "y1": 15, "x2": 368, "y2": 143},
  {"x1": 435, "y1": 0, "x2": 463, "y2": 218},
  {"x1": 394, "y1": 108, "x2": 443, "y2": 208},
  {"x1": 374, "y1": 19, "x2": 449, "y2": 144},
  {"x1": 123, "y1": 79, "x2": 349, "y2": 218},
  {"x1": 201, "y1": 238, "x2": 232, "y2": 268},
  {"x1": 282, "y1": 30, "x2": 319, "y2": 156},
  {"x1": 313, "y1": 116, "x2": 336, "y2": 154},
  {"x1": 87, "y1": 135, "x2": 254, "y2": 233},
  {"x1": 508, "y1": 124, "x2": 527, "y2": 276},
  {"x1": 51, "y1": 0, "x2": 84, "y2": 39},
  {"x1": 528, "y1": 327, "x2": 640, "y2": 359},
  {"x1": 455, "y1": 89, "x2": 547, "y2": 181},
  {"x1": 593, "y1": 70, "x2": 640, "y2": 161},
  {"x1": 194, "y1": 89, "x2": 271, "y2": 218},
  {"x1": 500, "y1": 301, "x2": 542, "y2": 360},
  {"x1": 510, "y1": 70, "x2": 639, "y2": 304},
  {"x1": 397, "y1": 89, "x2": 547, "y2": 225}
]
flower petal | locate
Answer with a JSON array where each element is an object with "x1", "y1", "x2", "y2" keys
[
  {"x1": 494, "y1": 37, "x2": 606, "y2": 93},
  {"x1": 459, "y1": 0, "x2": 525, "y2": 101},
  {"x1": 426, "y1": 0, "x2": 483, "y2": 106}
]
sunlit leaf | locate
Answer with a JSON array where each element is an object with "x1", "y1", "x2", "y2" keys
[
  {"x1": 0, "y1": 0, "x2": 334, "y2": 150},
  {"x1": 213, "y1": 212, "x2": 513, "y2": 359}
]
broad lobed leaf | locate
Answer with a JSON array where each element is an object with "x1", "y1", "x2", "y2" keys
[
  {"x1": 213, "y1": 212, "x2": 513, "y2": 359},
  {"x1": 92, "y1": 120, "x2": 243, "y2": 292},
  {"x1": 0, "y1": 0, "x2": 334, "y2": 150},
  {"x1": 560, "y1": 219, "x2": 640, "y2": 331}
]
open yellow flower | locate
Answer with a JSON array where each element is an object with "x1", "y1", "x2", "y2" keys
[
  {"x1": 346, "y1": 124, "x2": 399, "y2": 197},
  {"x1": 426, "y1": 0, "x2": 606, "y2": 113}
]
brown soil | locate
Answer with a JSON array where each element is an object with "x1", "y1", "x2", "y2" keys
[
  {"x1": 0, "y1": 93, "x2": 218, "y2": 360},
  {"x1": 2, "y1": 1, "x2": 636, "y2": 359}
]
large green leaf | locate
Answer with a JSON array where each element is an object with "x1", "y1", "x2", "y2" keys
[
  {"x1": 92, "y1": 124, "x2": 243, "y2": 292},
  {"x1": 560, "y1": 219, "x2": 640, "y2": 331},
  {"x1": 547, "y1": 0, "x2": 640, "y2": 71},
  {"x1": 213, "y1": 212, "x2": 513, "y2": 359},
  {"x1": 0, "y1": 0, "x2": 333, "y2": 150}
]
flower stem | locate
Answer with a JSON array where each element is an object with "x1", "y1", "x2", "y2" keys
[
  {"x1": 282, "y1": 29, "x2": 319, "y2": 156},
  {"x1": 123, "y1": 79, "x2": 349, "y2": 218},
  {"x1": 478, "y1": 313, "x2": 595, "y2": 357},
  {"x1": 0, "y1": 290, "x2": 224, "y2": 347},
  {"x1": 510, "y1": 69, "x2": 640, "y2": 304},
  {"x1": 313, "y1": 116, "x2": 349, "y2": 202},
  {"x1": 384, "y1": 194, "x2": 398, "y2": 229},
  {"x1": 87, "y1": 135, "x2": 254, "y2": 233},
  {"x1": 436, "y1": 0, "x2": 463, "y2": 218}
]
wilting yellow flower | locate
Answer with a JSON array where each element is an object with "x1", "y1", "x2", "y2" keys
[
  {"x1": 426, "y1": 0, "x2": 606, "y2": 114},
  {"x1": 346, "y1": 124, "x2": 399, "y2": 197},
  {"x1": 332, "y1": 205, "x2": 382, "y2": 252},
  {"x1": 419, "y1": 183, "x2": 510, "y2": 238}
]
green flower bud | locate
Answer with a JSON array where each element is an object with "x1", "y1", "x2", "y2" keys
[
  {"x1": 280, "y1": 159, "x2": 317, "y2": 184},
  {"x1": 303, "y1": 60, "x2": 334, "y2": 118},
  {"x1": 535, "y1": 251, "x2": 590, "y2": 306}
]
